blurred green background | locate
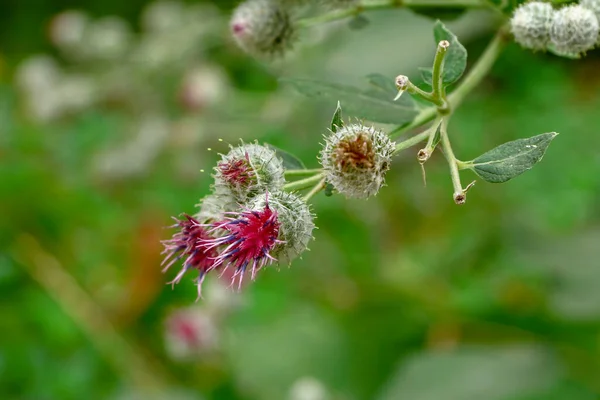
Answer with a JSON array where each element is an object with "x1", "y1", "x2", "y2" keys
[{"x1": 2, "y1": 1, "x2": 600, "y2": 399}]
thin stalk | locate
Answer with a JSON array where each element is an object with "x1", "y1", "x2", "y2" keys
[
  {"x1": 298, "y1": 0, "x2": 492, "y2": 28},
  {"x1": 393, "y1": 129, "x2": 431, "y2": 154},
  {"x1": 439, "y1": 118, "x2": 465, "y2": 204},
  {"x1": 285, "y1": 168, "x2": 323, "y2": 177},
  {"x1": 431, "y1": 40, "x2": 450, "y2": 107},
  {"x1": 303, "y1": 178, "x2": 326, "y2": 202},
  {"x1": 284, "y1": 173, "x2": 324, "y2": 191}
]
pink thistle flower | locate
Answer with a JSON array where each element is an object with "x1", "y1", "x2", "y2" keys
[
  {"x1": 217, "y1": 152, "x2": 254, "y2": 187},
  {"x1": 161, "y1": 214, "x2": 218, "y2": 298},
  {"x1": 200, "y1": 199, "x2": 283, "y2": 289}
]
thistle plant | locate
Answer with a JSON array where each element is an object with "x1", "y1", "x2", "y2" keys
[{"x1": 161, "y1": 0, "x2": 600, "y2": 299}]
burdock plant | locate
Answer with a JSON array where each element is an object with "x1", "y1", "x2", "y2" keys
[{"x1": 162, "y1": 0, "x2": 600, "y2": 299}]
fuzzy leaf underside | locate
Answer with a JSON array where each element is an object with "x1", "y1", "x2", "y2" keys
[
  {"x1": 282, "y1": 78, "x2": 418, "y2": 125},
  {"x1": 470, "y1": 132, "x2": 558, "y2": 183}
]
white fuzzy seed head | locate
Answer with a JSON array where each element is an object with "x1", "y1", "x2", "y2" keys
[
  {"x1": 550, "y1": 4, "x2": 599, "y2": 56},
  {"x1": 249, "y1": 191, "x2": 315, "y2": 265},
  {"x1": 214, "y1": 143, "x2": 285, "y2": 203},
  {"x1": 320, "y1": 124, "x2": 395, "y2": 199},
  {"x1": 510, "y1": 2, "x2": 554, "y2": 50},
  {"x1": 580, "y1": 0, "x2": 600, "y2": 20},
  {"x1": 230, "y1": 0, "x2": 297, "y2": 59}
]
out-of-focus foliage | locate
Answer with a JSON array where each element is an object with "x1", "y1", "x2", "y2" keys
[{"x1": 1, "y1": 1, "x2": 600, "y2": 400}]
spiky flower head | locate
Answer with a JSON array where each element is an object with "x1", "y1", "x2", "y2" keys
[
  {"x1": 230, "y1": 0, "x2": 297, "y2": 59},
  {"x1": 550, "y1": 4, "x2": 599, "y2": 56},
  {"x1": 161, "y1": 214, "x2": 218, "y2": 298},
  {"x1": 248, "y1": 191, "x2": 314, "y2": 265},
  {"x1": 320, "y1": 123, "x2": 395, "y2": 199},
  {"x1": 510, "y1": 2, "x2": 553, "y2": 51},
  {"x1": 214, "y1": 143, "x2": 285, "y2": 203},
  {"x1": 199, "y1": 191, "x2": 314, "y2": 288},
  {"x1": 580, "y1": 0, "x2": 600, "y2": 21},
  {"x1": 195, "y1": 189, "x2": 238, "y2": 224}
]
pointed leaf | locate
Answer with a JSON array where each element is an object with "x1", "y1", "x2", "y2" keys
[
  {"x1": 470, "y1": 132, "x2": 558, "y2": 183},
  {"x1": 282, "y1": 78, "x2": 418, "y2": 125},
  {"x1": 366, "y1": 73, "x2": 398, "y2": 94},
  {"x1": 330, "y1": 101, "x2": 343, "y2": 132},
  {"x1": 266, "y1": 144, "x2": 306, "y2": 170},
  {"x1": 421, "y1": 21, "x2": 467, "y2": 86}
]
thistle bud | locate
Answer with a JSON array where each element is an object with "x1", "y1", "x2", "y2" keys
[
  {"x1": 510, "y1": 2, "x2": 553, "y2": 51},
  {"x1": 550, "y1": 5, "x2": 599, "y2": 56},
  {"x1": 214, "y1": 143, "x2": 285, "y2": 202},
  {"x1": 195, "y1": 189, "x2": 238, "y2": 223},
  {"x1": 320, "y1": 124, "x2": 395, "y2": 199},
  {"x1": 230, "y1": 0, "x2": 297, "y2": 59}
]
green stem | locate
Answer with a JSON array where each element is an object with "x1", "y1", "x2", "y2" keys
[
  {"x1": 303, "y1": 178, "x2": 327, "y2": 202},
  {"x1": 393, "y1": 128, "x2": 431, "y2": 154},
  {"x1": 431, "y1": 40, "x2": 450, "y2": 107},
  {"x1": 284, "y1": 173, "x2": 324, "y2": 191},
  {"x1": 389, "y1": 26, "x2": 508, "y2": 139},
  {"x1": 298, "y1": 0, "x2": 492, "y2": 28},
  {"x1": 285, "y1": 168, "x2": 323, "y2": 177},
  {"x1": 439, "y1": 117, "x2": 465, "y2": 204}
]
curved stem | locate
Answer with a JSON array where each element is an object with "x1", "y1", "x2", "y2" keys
[
  {"x1": 284, "y1": 173, "x2": 324, "y2": 191},
  {"x1": 298, "y1": 0, "x2": 493, "y2": 28}
]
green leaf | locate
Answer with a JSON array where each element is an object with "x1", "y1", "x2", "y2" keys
[
  {"x1": 281, "y1": 78, "x2": 418, "y2": 125},
  {"x1": 266, "y1": 144, "x2": 306, "y2": 170},
  {"x1": 330, "y1": 101, "x2": 343, "y2": 132},
  {"x1": 470, "y1": 132, "x2": 558, "y2": 183},
  {"x1": 348, "y1": 14, "x2": 369, "y2": 30},
  {"x1": 421, "y1": 21, "x2": 468, "y2": 86},
  {"x1": 365, "y1": 73, "x2": 398, "y2": 94}
]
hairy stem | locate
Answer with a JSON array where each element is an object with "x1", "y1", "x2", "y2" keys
[
  {"x1": 284, "y1": 173, "x2": 324, "y2": 191},
  {"x1": 298, "y1": 0, "x2": 493, "y2": 28}
]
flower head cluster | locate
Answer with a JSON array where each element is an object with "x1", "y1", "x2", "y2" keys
[
  {"x1": 162, "y1": 144, "x2": 314, "y2": 299},
  {"x1": 511, "y1": 2, "x2": 600, "y2": 56},
  {"x1": 230, "y1": 0, "x2": 298, "y2": 59},
  {"x1": 320, "y1": 123, "x2": 395, "y2": 199}
]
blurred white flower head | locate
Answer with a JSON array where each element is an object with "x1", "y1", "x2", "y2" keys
[{"x1": 164, "y1": 306, "x2": 219, "y2": 361}]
